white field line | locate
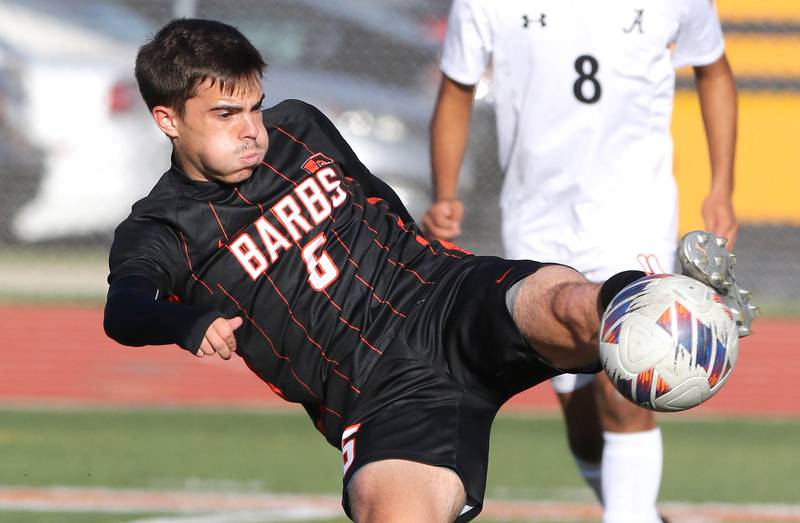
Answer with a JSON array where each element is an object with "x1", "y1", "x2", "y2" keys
[
  {"x1": 0, "y1": 486, "x2": 341, "y2": 513},
  {"x1": 1, "y1": 487, "x2": 800, "y2": 522},
  {"x1": 126, "y1": 508, "x2": 339, "y2": 523}
]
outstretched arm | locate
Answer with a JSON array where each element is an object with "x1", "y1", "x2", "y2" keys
[
  {"x1": 104, "y1": 275, "x2": 241, "y2": 360},
  {"x1": 422, "y1": 74, "x2": 476, "y2": 240},
  {"x1": 694, "y1": 54, "x2": 738, "y2": 248}
]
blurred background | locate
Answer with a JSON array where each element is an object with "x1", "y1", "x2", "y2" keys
[
  {"x1": 0, "y1": 1, "x2": 798, "y2": 522},
  {"x1": 0, "y1": 0, "x2": 797, "y2": 310}
]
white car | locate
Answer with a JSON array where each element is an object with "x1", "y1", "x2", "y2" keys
[
  {"x1": 1, "y1": 0, "x2": 479, "y2": 241},
  {"x1": 0, "y1": 0, "x2": 170, "y2": 242}
]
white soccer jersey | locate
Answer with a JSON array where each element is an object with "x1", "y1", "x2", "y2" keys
[{"x1": 442, "y1": 0, "x2": 724, "y2": 279}]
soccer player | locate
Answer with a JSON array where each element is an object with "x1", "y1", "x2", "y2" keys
[
  {"x1": 104, "y1": 18, "x2": 749, "y2": 523},
  {"x1": 422, "y1": 1, "x2": 738, "y2": 522}
]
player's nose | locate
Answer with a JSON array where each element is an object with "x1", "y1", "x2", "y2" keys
[{"x1": 239, "y1": 112, "x2": 262, "y2": 140}]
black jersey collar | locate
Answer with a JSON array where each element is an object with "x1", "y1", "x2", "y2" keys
[{"x1": 168, "y1": 154, "x2": 261, "y2": 198}]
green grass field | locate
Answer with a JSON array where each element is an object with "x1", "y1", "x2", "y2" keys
[{"x1": 1, "y1": 407, "x2": 798, "y2": 522}]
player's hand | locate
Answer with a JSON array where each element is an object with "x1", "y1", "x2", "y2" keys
[
  {"x1": 702, "y1": 193, "x2": 738, "y2": 250},
  {"x1": 422, "y1": 198, "x2": 464, "y2": 241},
  {"x1": 196, "y1": 316, "x2": 244, "y2": 360}
]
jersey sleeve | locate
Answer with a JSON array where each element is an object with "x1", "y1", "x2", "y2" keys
[
  {"x1": 108, "y1": 208, "x2": 184, "y2": 294},
  {"x1": 440, "y1": 0, "x2": 494, "y2": 86},
  {"x1": 106, "y1": 205, "x2": 221, "y2": 352},
  {"x1": 671, "y1": 0, "x2": 725, "y2": 68}
]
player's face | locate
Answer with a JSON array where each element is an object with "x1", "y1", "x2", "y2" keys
[{"x1": 169, "y1": 77, "x2": 268, "y2": 184}]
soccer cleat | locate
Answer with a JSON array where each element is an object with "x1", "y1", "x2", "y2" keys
[{"x1": 678, "y1": 230, "x2": 759, "y2": 337}]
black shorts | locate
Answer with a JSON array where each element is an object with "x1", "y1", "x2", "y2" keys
[{"x1": 340, "y1": 257, "x2": 591, "y2": 521}]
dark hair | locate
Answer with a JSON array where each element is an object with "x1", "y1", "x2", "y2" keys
[{"x1": 135, "y1": 18, "x2": 267, "y2": 115}]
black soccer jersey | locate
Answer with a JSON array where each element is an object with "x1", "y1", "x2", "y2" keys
[{"x1": 107, "y1": 100, "x2": 470, "y2": 445}]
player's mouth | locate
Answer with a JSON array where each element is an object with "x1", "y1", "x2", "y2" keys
[{"x1": 240, "y1": 151, "x2": 263, "y2": 164}]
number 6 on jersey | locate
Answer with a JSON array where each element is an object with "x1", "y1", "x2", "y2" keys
[{"x1": 302, "y1": 232, "x2": 339, "y2": 291}]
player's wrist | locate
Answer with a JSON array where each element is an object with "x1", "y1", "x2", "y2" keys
[
  {"x1": 707, "y1": 176, "x2": 734, "y2": 198},
  {"x1": 705, "y1": 190, "x2": 733, "y2": 204},
  {"x1": 434, "y1": 195, "x2": 461, "y2": 203}
]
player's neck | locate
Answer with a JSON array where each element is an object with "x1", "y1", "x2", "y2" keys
[{"x1": 171, "y1": 149, "x2": 213, "y2": 183}]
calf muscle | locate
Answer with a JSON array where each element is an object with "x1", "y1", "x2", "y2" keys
[{"x1": 512, "y1": 266, "x2": 601, "y2": 369}]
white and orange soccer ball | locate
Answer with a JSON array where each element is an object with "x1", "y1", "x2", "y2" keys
[{"x1": 599, "y1": 274, "x2": 740, "y2": 412}]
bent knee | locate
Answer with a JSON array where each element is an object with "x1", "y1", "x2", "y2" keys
[{"x1": 513, "y1": 266, "x2": 600, "y2": 369}]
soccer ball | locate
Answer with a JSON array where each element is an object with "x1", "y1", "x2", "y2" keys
[{"x1": 599, "y1": 274, "x2": 739, "y2": 412}]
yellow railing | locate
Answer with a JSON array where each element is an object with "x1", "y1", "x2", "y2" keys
[
  {"x1": 716, "y1": 0, "x2": 800, "y2": 22},
  {"x1": 674, "y1": 92, "x2": 800, "y2": 232},
  {"x1": 673, "y1": 3, "x2": 800, "y2": 233}
]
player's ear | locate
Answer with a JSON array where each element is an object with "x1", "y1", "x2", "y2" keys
[{"x1": 152, "y1": 106, "x2": 180, "y2": 139}]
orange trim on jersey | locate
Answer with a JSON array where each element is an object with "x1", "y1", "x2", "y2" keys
[
  {"x1": 319, "y1": 290, "x2": 386, "y2": 356},
  {"x1": 351, "y1": 194, "x2": 464, "y2": 260},
  {"x1": 321, "y1": 289, "x2": 344, "y2": 312},
  {"x1": 323, "y1": 405, "x2": 343, "y2": 419},
  {"x1": 234, "y1": 187, "x2": 254, "y2": 205},
  {"x1": 207, "y1": 201, "x2": 229, "y2": 241},
  {"x1": 336, "y1": 316, "x2": 384, "y2": 355},
  {"x1": 354, "y1": 274, "x2": 408, "y2": 318},
  {"x1": 328, "y1": 222, "x2": 354, "y2": 256},
  {"x1": 272, "y1": 125, "x2": 314, "y2": 154},
  {"x1": 217, "y1": 282, "x2": 318, "y2": 399},
  {"x1": 265, "y1": 381, "x2": 285, "y2": 399},
  {"x1": 179, "y1": 232, "x2": 213, "y2": 295},
  {"x1": 263, "y1": 272, "x2": 340, "y2": 366},
  {"x1": 261, "y1": 160, "x2": 298, "y2": 187},
  {"x1": 234, "y1": 187, "x2": 265, "y2": 214},
  {"x1": 385, "y1": 257, "x2": 433, "y2": 285},
  {"x1": 439, "y1": 238, "x2": 472, "y2": 255}
]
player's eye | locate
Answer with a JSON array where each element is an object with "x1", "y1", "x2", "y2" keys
[{"x1": 217, "y1": 112, "x2": 232, "y2": 120}]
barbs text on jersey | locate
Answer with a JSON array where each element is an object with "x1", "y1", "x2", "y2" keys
[{"x1": 230, "y1": 153, "x2": 347, "y2": 291}]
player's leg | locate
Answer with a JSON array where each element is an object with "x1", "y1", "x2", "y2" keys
[
  {"x1": 348, "y1": 459, "x2": 466, "y2": 523},
  {"x1": 595, "y1": 373, "x2": 657, "y2": 433},
  {"x1": 594, "y1": 372, "x2": 663, "y2": 523},
  {"x1": 553, "y1": 375, "x2": 604, "y2": 501},
  {"x1": 340, "y1": 342, "x2": 496, "y2": 523},
  {"x1": 586, "y1": 252, "x2": 670, "y2": 523},
  {"x1": 507, "y1": 264, "x2": 641, "y2": 369},
  {"x1": 552, "y1": 372, "x2": 662, "y2": 523},
  {"x1": 512, "y1": 264, "x2": 667, "y2": 521}
]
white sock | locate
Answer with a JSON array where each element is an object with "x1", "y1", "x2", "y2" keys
[
  {"x1": 601, "y1": 428, "x2": 663, "y2": 523},
  {"x1": 574, "y1": 457, "x2": 603, "y2": 503}
]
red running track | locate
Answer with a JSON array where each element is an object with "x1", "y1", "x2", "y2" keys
[{"x1": 1, "y1": 307, "x2": 797, "y2": 416}]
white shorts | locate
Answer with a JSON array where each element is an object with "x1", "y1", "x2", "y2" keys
[
  {"x1": 549, "y1": 249, "x2": 677, "y2": 394},
  {"x1": 550, "y1": 372, "x2": 595, "y2": 394}
]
